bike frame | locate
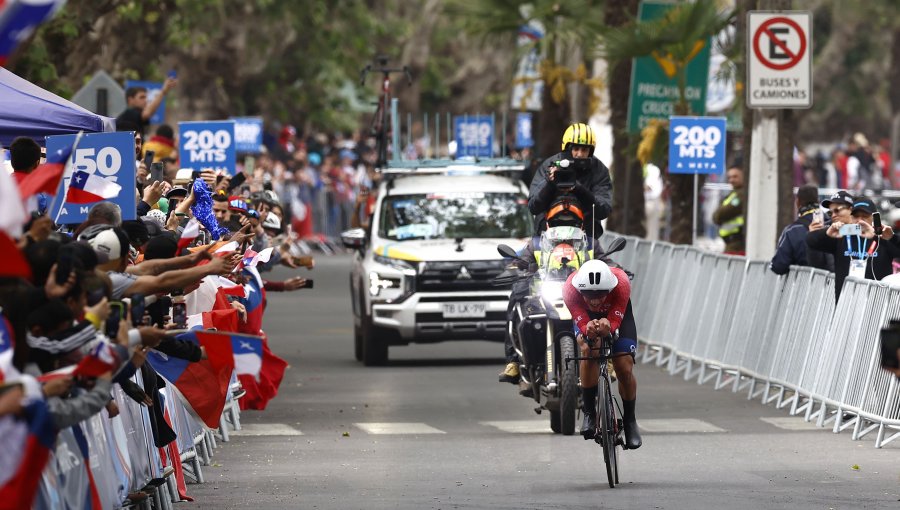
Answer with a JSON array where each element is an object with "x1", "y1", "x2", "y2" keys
[{"x1": 360, "y1": 56, "x2": 411, "y2": 169}]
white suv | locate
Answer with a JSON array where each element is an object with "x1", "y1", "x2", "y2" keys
[{"x1": 341, "y1": 167, "x2": 531, "y2": 365}]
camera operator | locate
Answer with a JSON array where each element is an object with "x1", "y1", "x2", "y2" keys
[{"x1": 528, "y1": 123, "x2": 612, "y2": 238}]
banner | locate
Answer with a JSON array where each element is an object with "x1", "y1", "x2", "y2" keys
[
  {"x1": 46, "y1": 131, "x2": 137, "y2": 224},
  {"x1": 454, "y1": 116, "x2": 493, "y2": 158},
  {"x1": 668, "y1": 116, "x2": 727, "y2": 175},
  {"x1": 231, "y1": 117, "x2": 264, "y2": 154},
  {"x1": 178, "y1": 121, "x2": 237, "y2": 175}
]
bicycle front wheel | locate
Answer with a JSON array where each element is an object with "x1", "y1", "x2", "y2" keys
[{"x1": 598, "y1": 372, "x2": 618, "y2": 488}]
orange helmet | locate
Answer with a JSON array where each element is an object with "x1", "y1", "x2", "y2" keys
[{"x1": 546, "y1": 200, "x2": 584, "y2": 228}]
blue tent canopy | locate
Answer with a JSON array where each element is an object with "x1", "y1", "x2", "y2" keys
[{"x1": 0, "y1": 67, "x2": 115, "y2": 147}]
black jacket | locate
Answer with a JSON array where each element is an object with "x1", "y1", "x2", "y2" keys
[
  {"x1": 806, "y1": 229, "x2": 900, "y2": 302},
  {"x1": 528, "y1": 152, "x2": 613, "y2": 237},
  {"x1": 770, "y1": 210, "x2": 833, "y2": 275}
]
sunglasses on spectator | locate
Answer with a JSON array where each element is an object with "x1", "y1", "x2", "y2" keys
[{"x1": 829, "y1": 205, "x2": 849, "y2": 214}]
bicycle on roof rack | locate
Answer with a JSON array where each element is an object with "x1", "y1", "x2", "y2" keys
[{"x1": 360, "y1": 55, "x2": 412, "y2": 169}]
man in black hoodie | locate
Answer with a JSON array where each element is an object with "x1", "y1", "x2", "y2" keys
[
  {"x1": 770, "y1": 185, "x2": 833, "y2": 275},
  {"x1": 807, "y1": 196, "x2": 900, "y2": 302}
]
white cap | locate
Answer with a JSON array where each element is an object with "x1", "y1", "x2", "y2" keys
[{"x1": 262, "y1": 213, "x2": 282, "y2": 230}]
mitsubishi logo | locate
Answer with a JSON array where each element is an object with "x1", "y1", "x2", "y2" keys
[{"x1": 457, "y1": 266, "x2": 472, "y2": 280}]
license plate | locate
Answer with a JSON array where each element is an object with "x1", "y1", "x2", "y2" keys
[{"x1": 442, "y1": 302, "x2": 486, "y2": 318}]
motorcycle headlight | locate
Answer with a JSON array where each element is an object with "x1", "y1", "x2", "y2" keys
[{"x1": 541, "y1": 281, "x2": 564, "y2": 302}]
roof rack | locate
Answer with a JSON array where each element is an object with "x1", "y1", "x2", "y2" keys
[{"x1": 376, "y1": 98, "x2": 526, "y2": 176}]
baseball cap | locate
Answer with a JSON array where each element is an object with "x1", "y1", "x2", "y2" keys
[
  {"x1": 81, "y1": 226, "x2": 129, "y2": 264},
  {"x1": 821, "y1": 190, "x2": 854, "y2": 208},
  {"x1": 166, "y1": 186, "x2": 188, "y2": 199},
  {"x1": 228, "y1": 196, "x2": 249, "y2": 213},
  {"x1": 851, "y1": 198, "x2": 878, "y2": 215},
  {"x1": 262, "y1": 213, "x2": 281, "y2": 231}
]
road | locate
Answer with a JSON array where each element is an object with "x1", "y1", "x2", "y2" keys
[{"x1": 183, "y1": 254, "x2": 899, "y2": 510}]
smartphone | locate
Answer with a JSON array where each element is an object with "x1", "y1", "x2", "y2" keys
[
  {"x1": 106, "y1": 301, "x2": 125, "y2": 338},
  {"x1": 839, "y1": 223, "x2": 862, "y2": 237},
  {"x1": 143, "y1": 150, "x2": 155, "y2": 170},
  {"x1": 128, "y1": 294, "x2": 145, "y2": 327},
  {"x1": 873, "y1": 212, "x2": 883, "y2": 236},
  {"x1": 149, "y1": 162, "x2": 165, "y2": 185},
  {"x1": 305, "y1": 279, "x2": 314, "y2": 289},
  {"x1": 227, "y1": 172, "x2": 247, "y2": 192},
  {"x1": 812, "y1": 209, "x2": 824, "y2": 225},
  {"x1": 172, "y1": 298, "x2": 187, "y2": 327},
  {"x1": 881, "y1": 320, "x2": 900, "y2": 370},
  {"x1": 167, "y1": 68, "x2": 177, "y2": 80}
]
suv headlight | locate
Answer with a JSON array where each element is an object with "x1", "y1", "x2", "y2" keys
[
  {"x1": 373, "y1": 254, "x2": 417, "y2": 276},
  {"x1": 369, "y1": 255, "x2": 416, "y2": 303}
]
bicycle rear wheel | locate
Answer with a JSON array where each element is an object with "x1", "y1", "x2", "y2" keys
[{"x1": 598, "y1": 372, "x2": 618, "y2": 488}]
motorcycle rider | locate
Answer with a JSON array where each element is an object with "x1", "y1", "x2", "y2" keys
[
  {"x1": 498, "y1": 199, "x2": 594, "y2": 384},
  {"x1": 528, "y1": 122, "x2": 613, "y2": 238},
  {"x1": 564, "y1": 259, "x2": 642, "y2": 450}
]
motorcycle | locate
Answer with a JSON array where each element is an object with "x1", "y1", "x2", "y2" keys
[{"x1": 494, "y1": 227, "x2": 626, "y2": 435}]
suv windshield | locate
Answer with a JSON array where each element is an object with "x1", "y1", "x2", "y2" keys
[{"x1": 379, "y1": 192, "x2": 531, "y2": 240}]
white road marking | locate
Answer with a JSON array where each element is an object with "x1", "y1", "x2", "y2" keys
[
  {"x1": 638, "y1": 419, "x2": 726, "y2": 433},
  {"x1": 480, "y1": 420, "x2": 552, "y2": 434},
  {"x1": 354, "y1": 422, "x2": 446, "y2": 435},
  {"x1": 230, "y1": 423, "x2": 303, "y2": 436},
  {"x1": 760, "y1": 416, "x2": 821, "y2": 431}
]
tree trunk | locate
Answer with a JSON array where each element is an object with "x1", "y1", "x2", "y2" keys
[
  {"x1": 536, "y1": 64, "x2": 570, "y2": 161},
  {"x1": 604, "y1": 0, "x2": 644, "y2": 237}
]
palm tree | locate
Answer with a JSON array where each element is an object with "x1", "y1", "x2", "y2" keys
[
  {"x1": 602, "y1": 0, "x2": 734, "y2": 245},
  {"x1": 446, "y1": 0, "x2": 606, "y2": 160}
]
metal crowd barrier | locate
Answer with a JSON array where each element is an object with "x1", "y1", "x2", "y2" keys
[
  {"x1": 609, "y1": 233, "x2": 900, "y2": 448},
  {"x1": 34, "y1": 370, "x2": 245, "y2": 509}
]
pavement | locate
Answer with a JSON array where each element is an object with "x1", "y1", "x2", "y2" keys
[{"x1": 181, "y1": 254, "x2": 899, "y2": 510}]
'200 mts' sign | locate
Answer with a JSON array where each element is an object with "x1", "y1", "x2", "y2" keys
[{"x1": 178, "y1": 120, "x2": 237, "y2": 175}]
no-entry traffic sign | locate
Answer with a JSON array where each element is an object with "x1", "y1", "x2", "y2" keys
[{"x1": 747, "y1": 11, "x2": 812, "y2": 108}]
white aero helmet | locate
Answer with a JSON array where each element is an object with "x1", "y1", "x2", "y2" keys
[{"x1": 572, "y1": 259, "x2": 617, "y2": 293}]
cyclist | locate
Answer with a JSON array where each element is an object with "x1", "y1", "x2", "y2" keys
[
  {"x1": 528, "y1": 123, "x2": 612, "y2": 238},
  {"x1": 563, "y1": 259, "x2": 642, "y2": 450}
]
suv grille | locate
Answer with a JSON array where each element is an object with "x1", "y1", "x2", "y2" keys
[{"x1": 416, "y1": 260, "x2": 508, "y2": 292}]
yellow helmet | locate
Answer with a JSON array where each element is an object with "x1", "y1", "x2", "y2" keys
[{"x1": 561, "y1": 123, "x2": 596, "y2": 155}]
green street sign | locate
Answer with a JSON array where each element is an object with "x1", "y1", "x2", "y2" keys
[{"x1": 626, "y1": 1, "x2": 712, "y2": 132}]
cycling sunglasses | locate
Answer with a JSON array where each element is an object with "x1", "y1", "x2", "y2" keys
[{"x1": 581, "y1": 289, "x2": 610, "y2": 300}]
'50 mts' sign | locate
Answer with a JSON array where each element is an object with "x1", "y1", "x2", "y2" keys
[{"x1": 179, "y1": 120, "x2": 236, "y2": 175}]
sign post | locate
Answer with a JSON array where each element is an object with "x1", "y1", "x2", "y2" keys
[
  {"x1": 668, "y1": 116, "x2": 727, "y2": 246},
  {"x1": 746, "y1": 11, "x2": 812, "y2": 260}
]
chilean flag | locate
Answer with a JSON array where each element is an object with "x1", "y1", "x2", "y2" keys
[
  {"x1": 36, "y1": 341, "x2": 120, "y2": 382},
  {"x1": 147, "y1": 331, "x2": 234, "y2": 428},
  {"x1": 0, "y1": 398, "x2": 57, "y2": 509},
  {"x1": 177, "y1": 218, "x2": 201, "y2": 253},
  {"x1": 16, "y1": 142, "x2": 71, "y2": 200},
  {"x1": 0, "y1": 1, "x2": 66, "y2": 67},
  {"x1": 0, "y1": 314, "x2": 14, "y2": 384},
  {"x1": 65, "y1": 170, "x2": 121, "y2": 204},
  {"x1": 228, "y1": 332, "x2": 264, "y2": 380},
  {"x1": 235, "y1": 273, "x2": 287, "y2": 410}
]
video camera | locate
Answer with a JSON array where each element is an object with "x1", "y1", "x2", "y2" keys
[{"x1": 553, "y1": 158, "x2": 591, "y2": 188}]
